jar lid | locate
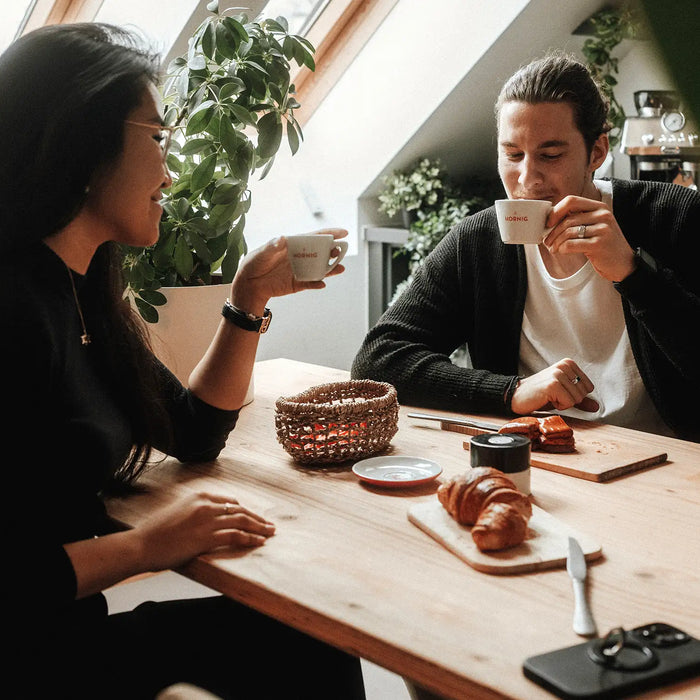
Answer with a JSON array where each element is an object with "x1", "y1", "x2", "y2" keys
[{"x1": 470, "y1": 433, "x2": 530, "y2": 473}]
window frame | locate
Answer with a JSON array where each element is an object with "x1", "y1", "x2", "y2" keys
[
  {"x1": 19, "y1": 0, "x2": 399, "y2": 127},
  {"x1": 21, "y1": 0, "x2": 104, "y2": 35}
]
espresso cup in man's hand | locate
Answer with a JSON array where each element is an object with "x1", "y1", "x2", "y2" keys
[{"x1": 495, "y1": 199, "x2": 553, "y2": 244}]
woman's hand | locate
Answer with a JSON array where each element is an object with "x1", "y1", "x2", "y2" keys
[
  {"x1": 510, "y1": 358, "x2": 599, "y2": 415},
  {"x1": 230, "y1": 228, "x2": 348, "y2": 314},
  {"x1": 543, "y1": 195, "x2": 636, "y2": 282},
  {"x1": 189, "y1": 228, "x2": 347, "y2": 409},
  {"x1": 137, "y1": 491, "x2": 275, "y2": 572},
  {"x1": 65, "y1": 492, "x2": 275, "y2": 598}
]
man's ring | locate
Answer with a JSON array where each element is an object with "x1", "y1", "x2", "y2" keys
[
  {"x1": 571, "y1": 375, "x2": 582, "y2": 385},
  {"x1": 577, "y1": 224, "x2": 587, "y2": 238},
  {"x1": 224, "y1": 503, "x2": 234, "y2": 515}
]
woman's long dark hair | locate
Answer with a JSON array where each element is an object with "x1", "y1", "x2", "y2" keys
[{"x1": 0, "y1": 23, "x2": 168, "y2": 484}]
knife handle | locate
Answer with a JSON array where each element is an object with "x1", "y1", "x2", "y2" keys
[{"x1": 572, "y1": 579, "x2": 596, "y2": 636}]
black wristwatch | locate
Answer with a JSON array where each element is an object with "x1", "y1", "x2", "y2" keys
[
  {"x1": 222, "y1": 299, "x2": 272, "y2": 333},
  {"x1": 634, "y1": 246, "x2": 658, "y2": 274}
]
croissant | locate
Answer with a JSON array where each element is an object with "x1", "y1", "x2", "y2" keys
[
  {"x1": 471, "y1": 502, "x2": 529, "y2": 551},
  {"x1": 437, "y1": 467, "x2": 532, "y2": 552}
]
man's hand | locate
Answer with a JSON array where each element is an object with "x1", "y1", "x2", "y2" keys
[
  {"x1": 544, "y1": 195, "x2": 635, "y2": 282},
  {"x1": 511, "y1": 358, "x2": 599, "y2": 415}
]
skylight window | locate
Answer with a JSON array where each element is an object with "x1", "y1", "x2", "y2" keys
[
  {"x1": 94, "y1": 0, "x2": 199, "y2": 55},
  {"x1": 259, "y1": 0, "x2": 330, "y2": 36}
]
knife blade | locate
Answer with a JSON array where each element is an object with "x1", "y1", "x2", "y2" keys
[
  {"x1": 407, "y1": 412, "x2": 501, "y2": 432},
  {"x1": 567, "y1": 536, "x2": 597, "y2": 636}
]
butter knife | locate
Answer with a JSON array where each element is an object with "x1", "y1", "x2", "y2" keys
[
  {"x1": 407, "y1": 412, "x2": 500, "y2": 432},
  {"x1": 567, "y1": 536, "x2": 597, "y2": 636}
]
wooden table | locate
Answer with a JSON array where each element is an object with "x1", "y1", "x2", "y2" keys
[{"x1": 107, "y1": 359, "x2": 700, "y2": 699}]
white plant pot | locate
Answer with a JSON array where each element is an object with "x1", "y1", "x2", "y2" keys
[{"x1": 147, "y1": 283, "x2": 254, "y2": 405}]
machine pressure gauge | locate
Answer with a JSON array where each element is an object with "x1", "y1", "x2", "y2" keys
[{"x1": 662, "y1": 110, "x2": 686, "y2": 132}]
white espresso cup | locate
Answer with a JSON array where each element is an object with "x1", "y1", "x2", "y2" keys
[
  {"x1": 286, "y1": 234, "x2": 348, "y2": 281},
  {"x1": 495, "y1": 199, "x2": 552, "y2": 244}
]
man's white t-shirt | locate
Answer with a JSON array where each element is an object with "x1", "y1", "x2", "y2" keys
[{"x1": 518, "y1": 180, "x2": 672, "y2": 435}]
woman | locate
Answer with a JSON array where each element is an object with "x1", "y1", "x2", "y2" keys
[{"x1": 0, "y1": 23, "x2": 363, "y2": 700}]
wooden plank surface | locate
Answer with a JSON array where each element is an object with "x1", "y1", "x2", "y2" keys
[
  {"x1": 409, "y1": 412, "x2": 669, "y2": 482},
  {"x1": 106, "y1": 359, "x2": 700, "y2": 700},
  {"x1": 408, "y1": 501, "x2": 603, "y2": 574}
]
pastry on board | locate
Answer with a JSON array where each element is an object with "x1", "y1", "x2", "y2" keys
[
  {"x1": 498, "y1": 415, "x2": 576, "y2": 453},
  {"x1": 437, "y1": 467, "x2": 532, "y2": 551}
]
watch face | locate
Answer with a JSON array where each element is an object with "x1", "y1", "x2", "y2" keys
[{"x1": 662, "y1": 110, "x2": 686, "y2": 132}]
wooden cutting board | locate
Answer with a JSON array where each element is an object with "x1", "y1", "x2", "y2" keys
[
  {"x1": 408, "y1": 500, "x2": 603, "y2": 575},
  {"x1": 450, "y1": 417, "x2": 668, "y2": 482}
]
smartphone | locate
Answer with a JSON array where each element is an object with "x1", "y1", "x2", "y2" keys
[{"x1": 523, "y1": 623, "x2": 700, "y2": 699}]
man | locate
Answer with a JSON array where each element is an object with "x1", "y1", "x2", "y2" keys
[{"x1": 352, "y1": 53, "x2": 700, "y2": 442}]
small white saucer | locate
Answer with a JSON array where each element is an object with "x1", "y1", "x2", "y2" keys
[{"x1": 352, "y1": 456, "x2": 442, "y2": 488}]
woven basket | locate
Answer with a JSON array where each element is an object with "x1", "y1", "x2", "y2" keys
[{"x1": 275, "y1": 379, "x2": 399, "y2": 464}]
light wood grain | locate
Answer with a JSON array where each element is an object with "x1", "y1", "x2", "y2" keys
[
  {"x1": 106, "y1": 359, "x2": 700, "y2": 700},
  {"x1": 408, "y1": 501, "x2": 603, "y2": 574}
]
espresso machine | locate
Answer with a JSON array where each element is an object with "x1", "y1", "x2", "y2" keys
[{"x1": 620, "y1": 90, "x2": 700, "y2": 188}]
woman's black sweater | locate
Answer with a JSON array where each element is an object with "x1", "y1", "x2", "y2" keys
[{"x1": 1, "y1": 242, "x2": 239, "y2": 639}]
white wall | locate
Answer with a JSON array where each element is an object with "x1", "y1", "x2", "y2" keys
[{"x1": 245, "y1": 0, "x2": 677, "y2": 371}]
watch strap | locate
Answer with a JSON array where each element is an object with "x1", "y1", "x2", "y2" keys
[
  {"x1": 222, "y1": 299, "x2": 272, "y2": 333},
  {"x1": 614, "y1": 246, "x2": 659, "y2": 302},
  {"x1": 634, "y1": 246, "x2": 658, "y2": 274}
]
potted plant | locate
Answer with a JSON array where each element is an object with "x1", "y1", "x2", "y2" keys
[
  {"x1": 121, "y1": 0, "x2": 316, "y2": 323},
  {"x1": 377, "y1": 157, "x2": 445, "y2": 229},
  {"x1": 377, "y1": 158, "x2": 500, "y2": 302},
  {"x1": 579, "y1": 3, "x2": 645, "y2": 148}
]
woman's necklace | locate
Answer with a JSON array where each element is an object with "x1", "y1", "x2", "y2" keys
[{"x1": 66, "y1": 266, "x2": 91, "y2": 346}]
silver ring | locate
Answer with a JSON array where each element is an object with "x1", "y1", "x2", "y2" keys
[
  {"x1": 571, "y1": 375, "x2": 582, "y2": 385},
  {"x1": 577, "y1": 224, "x2": 587, "y2": 238},
  {"x1": 224, "y1": 503, "x2": 234, "y2": 515}
]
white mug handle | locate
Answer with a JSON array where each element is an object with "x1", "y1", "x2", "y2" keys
[{"x1": 326, "y1": 240, "x2": 348, "y2": 275}]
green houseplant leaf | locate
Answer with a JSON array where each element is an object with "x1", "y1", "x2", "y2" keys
[
  {"x1": 579, "y1": 4, "x2": 645, "y2": 149},
  {"x1": 122, "y1": 4, "x2": 316, "y2": 321},
  {"x1": 377, "y1": 158, "x2": 502, "y2": 302}
]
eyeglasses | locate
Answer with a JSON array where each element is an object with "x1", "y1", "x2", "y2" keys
[{"x1": 124, "y1": 120, "x2": 177, "y2": 156}]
